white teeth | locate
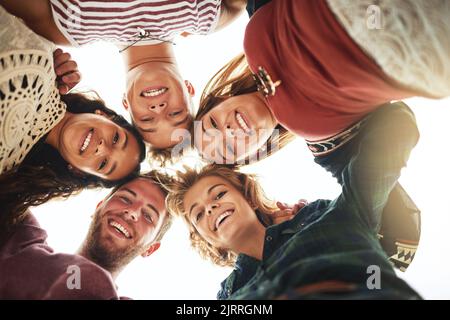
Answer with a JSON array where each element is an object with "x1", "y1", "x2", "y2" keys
[
  {"x1": 235, "y1": 112, "x2": 251, "y2": 134},
  {"x1": 215, "y1": 210, "x2": 233, "y2": 230},
  {"x1": 142, "y1": 87, "x2": 168, "y2": 97},
  {"x1": 109, "y1": 221, "x2": 131, "y2": 238},
  {"x1": 80, "y1": 130, "x2": 93, "y2": 153}
]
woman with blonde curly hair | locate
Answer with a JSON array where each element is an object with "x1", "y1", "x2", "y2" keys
[{"x1": 168, "y1": 102, "x2": 421, "y2": 299}]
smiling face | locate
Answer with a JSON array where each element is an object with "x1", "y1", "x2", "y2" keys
[
  {"x1": 56, "y1": 111, "x2": 141, "y2": 181},
  {"x1": 125, "y1": 63, "x2": 194, "y2": 149},
  {"x1": 183, "y1": 175, "x2": 260, "y2": 251},
  {"x1": 91, "y1": 177, "x2": 168, "y2": 256},
  {"x1": 194, "y1": 92, "x2": 277, "y2": 164}
]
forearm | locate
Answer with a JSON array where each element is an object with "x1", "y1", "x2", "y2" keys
[{"x1": 338, "y1": 102, "x2": 419, "y2": 232}]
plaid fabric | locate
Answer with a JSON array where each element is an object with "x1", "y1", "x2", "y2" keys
[
  {"x1": 218, "y1": 102, "x2": 421, "y2": 300},
  {"x1": 314, "y1": 103, "x2": 421, "y2": 271}
]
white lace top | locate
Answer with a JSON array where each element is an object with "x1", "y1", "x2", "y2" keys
[
  {"x1": 0, "y1": 6, "x2": 66, "y2": 175},
  {"x1": 327, "y1": 0, "x2": 450, "y2": 98}
]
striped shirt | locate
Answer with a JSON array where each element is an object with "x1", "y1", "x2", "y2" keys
[{"x1": 49, "y1": 0, "x2": 222, "y2": 46}]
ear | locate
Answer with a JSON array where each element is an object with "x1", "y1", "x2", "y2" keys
[
  {"x1": 248, "y1": 200, "x2": 258, "y2": 210},
  {"x1": 141, "y1": 242, "x2": 161, "y2": 258},
  {"x1": 122, "y1": 95, "x2": 129, "y2": 110},
  {"x1": 184, "y1": 80, "x2": 195, "y2": 97}
]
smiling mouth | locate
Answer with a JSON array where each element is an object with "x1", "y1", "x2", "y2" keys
[
  {"x1": 80, "y1": 128, "x2": 93, "y2": 154},
  {"x1": 141, "y1": 87, "x2": 168, "y2": 98},
  {"x1": 215, "y1": 209, "x2": 234, "y2": 230},
  {"x1": 109, "y1": 220, "x2": 131, "y2": 239},
  {"x1": 235, "y1": 112, "x2": 252, "y2": 134}
]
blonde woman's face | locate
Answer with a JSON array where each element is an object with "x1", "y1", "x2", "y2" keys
[
  {"x1": 194, "y1": 92, "x2": 277, "y2": 164},
  {"x1": 183, "y1": 176, "x2": 259, "y2": 250}
]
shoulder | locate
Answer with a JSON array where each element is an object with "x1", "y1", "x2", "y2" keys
[
  {"x1": 217, "y1": 271, "x2": 237, "y2": 300},
  {"x1": 43, "y1": 256, "x2": 119, "y2": 300}
]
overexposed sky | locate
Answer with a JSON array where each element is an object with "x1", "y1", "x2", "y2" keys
[{"x1": 32, "y1": 13, "x2": 450, "y2": 299}]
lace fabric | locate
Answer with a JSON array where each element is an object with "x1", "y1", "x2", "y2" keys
[
  {"x1": 327, "y1": 0, "x2": 450, "y2": 98},
  {"x1": 0, "y1": 6, "x2": 66, "y2": 174}
]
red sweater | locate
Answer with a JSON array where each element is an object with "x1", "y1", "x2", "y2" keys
[
  {"x1": 0, "y1": 214, "x2": 120, "y2": 299},
  {"x1": 244, "y1": 0, "x2": 418, "y2": 141}
]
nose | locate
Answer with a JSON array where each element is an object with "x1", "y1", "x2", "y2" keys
[
  {"x1": 95, "y1": 138, "x2": 109, "y2": 154},
  {"x1": 123, "y1": 209, "x2": 139, "y2": 222},
  {"x1": 148, "y1": 102, "x2": 167, "y2": 114},
  {"x1": 207, "y1": 203, "x2": 220, "y2": 216}
]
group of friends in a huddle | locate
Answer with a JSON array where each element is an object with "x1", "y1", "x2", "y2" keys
[{"x1": 1, "y1": 0, "x2": 449, "y2": 299}]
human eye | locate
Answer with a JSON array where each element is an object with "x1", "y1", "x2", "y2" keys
[
  {"x1": 210, "y1": 116, "x2": 218, "y2": 129},
  {"x1": 170, "y1": 111, "x2": 182, "y2": 117},
  {"x1": 215, "y1": 191, "x2": 227, "y2": 200},
  {"x1": 143, "y1": 211, "x2": 153, "y2": 224},
  {"x1": 119, "y1": 196, "x2": 131, "y2": 204},
  {"x1": 98, "y1": 158, "x2": 108, "y2": 171},
  {"x1": 195, "y1": 211, "x2": 204, "y2": 223},
  {"x1": 112, "y1": 131, "x2": 119, "y2": 144}
]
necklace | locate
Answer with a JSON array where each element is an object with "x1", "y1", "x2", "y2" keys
[{"x1": 119, "y1": 28, "x2": 176, "y2": 53}]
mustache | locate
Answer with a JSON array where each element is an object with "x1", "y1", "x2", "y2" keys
[{"x1": 82, "y1": 212, "x2": 144, "y2": 274}]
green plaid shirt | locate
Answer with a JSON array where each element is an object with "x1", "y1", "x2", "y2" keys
[{"x1": 218, "y1": 102, "x2": 422, "y2": 300}]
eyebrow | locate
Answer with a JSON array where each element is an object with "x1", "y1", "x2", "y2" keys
[
  {"x1": 122, "y1": 132, "x2": 128, "y2": 150},
  {"x1": 106, "y1": 162, "x2": 117, "y2": 176},
  {"x1": 138, "y1": 125, "x2": 157, "y2": 133},
  {"x1": 216, "y1": 145, "x2": 228, "y2": 163},
  {"x1": 138, "y1": 115, "x2": 190, "y2": 133},
  {"x1": 122, "y1": 188, "x2": 137, "y2": 197},
  {"x1": 188, "y1": 184, "x2": 225, "y2": 217},
  {"x1": 146, "y1": 203, "x2": 159, "y2": 215}
]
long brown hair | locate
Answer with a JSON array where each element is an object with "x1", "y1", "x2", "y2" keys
[
  {"x1": 196, "y1": 53, "x2": 296, "y2": 165},
  {"x1": 165, "y1": 164, "x2": 277, "y2": 267},
  {"x1": 0, "y1": 92, "x2": 146, "y2": 240}
]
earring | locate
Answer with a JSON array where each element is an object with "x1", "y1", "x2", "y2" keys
[{"x1": 67, "y1": 164, "x2": 73, "y2": 170}]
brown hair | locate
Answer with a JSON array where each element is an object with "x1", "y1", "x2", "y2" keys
[
  {"x1": 195, "y1": 53, "x2": 296, "y2": 165},
  {"x1": 165, "y1": 164, "x2": 276, "y2": 267},
  {"x1": 0, "y1": 92, "x2": 146, "y2": 240}
]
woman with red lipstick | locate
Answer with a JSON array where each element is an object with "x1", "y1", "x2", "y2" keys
[{"x1": 0, "y1": 6, "x2": 146, "y2": 237}]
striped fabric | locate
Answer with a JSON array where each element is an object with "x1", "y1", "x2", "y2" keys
[{"x1": 49, "y1": 0, "x2": 221, "y2": 46}]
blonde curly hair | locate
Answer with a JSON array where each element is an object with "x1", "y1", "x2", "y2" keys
[{"x1": 165, "y1": 164, "x2": 277, "y2": 267}]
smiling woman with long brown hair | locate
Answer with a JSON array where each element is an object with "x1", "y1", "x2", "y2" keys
[
  {"x1": 0, "y1": 92, "x2": 146, "y2": 237},
  {"x1": 0, "y1": 6, "x2": 146, "y2": 237}
]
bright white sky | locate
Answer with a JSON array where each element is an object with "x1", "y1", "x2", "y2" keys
[{"x1": 32, "y1": 13, "x2": 450, "y2": 299}]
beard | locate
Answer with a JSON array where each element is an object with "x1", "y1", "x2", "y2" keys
[{"x1": 81, "y1": 212, "x2": 146, "y2": 275}]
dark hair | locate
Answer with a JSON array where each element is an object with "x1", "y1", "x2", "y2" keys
[{"x1": 0, "y1": 92, "x2": 146, "y2": 238}]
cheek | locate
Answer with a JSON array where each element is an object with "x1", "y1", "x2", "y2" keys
[
  {"x1": 138, "y1": 225, "x2": 154, "y2": 244},
  {"x1": 196, "y1": 223, "x2": 216, "y2": 244},
  {"x1": 74, "y1": 158, "x2": 97, "y2": 174}
]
